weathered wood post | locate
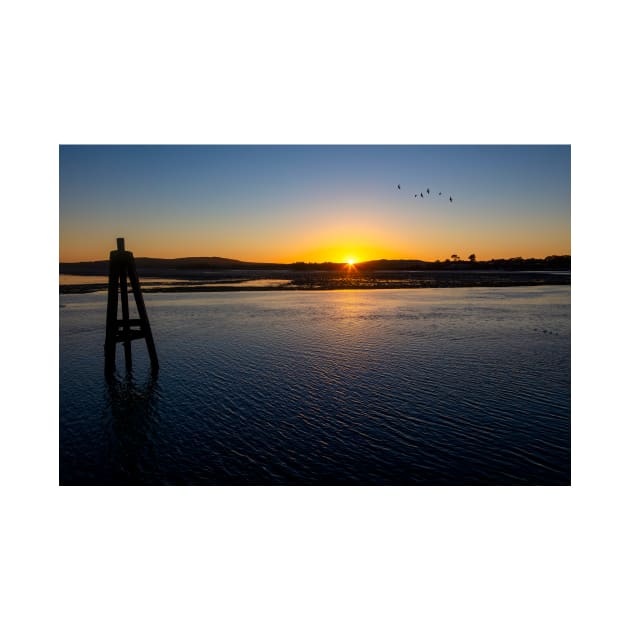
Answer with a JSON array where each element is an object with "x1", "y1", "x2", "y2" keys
[{"x1": 104, "y1": 238, "x2": 159, "y2": 376}]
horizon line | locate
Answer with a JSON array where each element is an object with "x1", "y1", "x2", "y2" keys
[{"x1": 59, "y1": 253, "x2": 572, "y2": 265}]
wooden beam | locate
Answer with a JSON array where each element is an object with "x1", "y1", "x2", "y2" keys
[
  {"x1": 104, "y1": 239, "x2": 159, "y2": 375},
  {"x1": 119, "y1": 266, "x2": 132, "y2": 371},
  {"x1": 127, "y1": 259, "x2": 159, "y2": 373},
  {"x1": 104, "y1": 253, "x2": 120, "y2": 375}
]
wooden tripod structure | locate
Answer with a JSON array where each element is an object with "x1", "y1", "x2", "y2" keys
[{"x1": 104, "y1": 238, "x2": 159, "y2": 375}]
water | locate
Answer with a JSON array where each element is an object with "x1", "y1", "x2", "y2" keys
[
  {"x1": 59, "y1": 286, "x2": 570, "y2": 485},
  {"x1": 59, "y1": 274, "x2": 291, "y2": 289}
]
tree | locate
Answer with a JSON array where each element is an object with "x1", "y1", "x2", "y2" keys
[
  {"x1": 451, "y1": 254, "x2": 460, "y2": 262},
  {"x1": 468, "y1": 253, "x2": 476, "y2": 263}
]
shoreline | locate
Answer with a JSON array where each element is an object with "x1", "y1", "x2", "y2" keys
[{"x1": 60, "y1": 271, "x2": 570, "y2": 294}]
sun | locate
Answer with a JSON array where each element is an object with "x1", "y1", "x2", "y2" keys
[{"x1": 346, "y1": 257, "x2": 356, "y2": 266}]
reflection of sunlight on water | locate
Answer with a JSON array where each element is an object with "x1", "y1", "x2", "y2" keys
[
  {"x1": 61, "y1": 274, "x2": 190, "y2": 285},
  {"x1": 327, "y1": 291, "x2": 386, "y2": 341},
  {"x1": 334, "y1": 289, "x2": 364, "y2": 314},
  {"x1": 61, "y1": 286, "x2": 571, "y2": 484},
  {"x1": 60, "y1": 274, "x2": 110, "y2": 285},
  {"x1": 137, "y1": 278, "x2": 292, "y2": 290},
  {"x1": 60, "y1": 274, "x2": 291, "y2": 289},
  {"x1": 207, "y1": 279, "x2": 292, "y2": 288}
]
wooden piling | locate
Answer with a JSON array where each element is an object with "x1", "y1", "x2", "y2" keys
[{"x1": 104, "y1": 238, "x2": 159, "y2": 376}]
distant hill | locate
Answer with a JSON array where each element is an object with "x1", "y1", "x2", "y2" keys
[
  {"x1": 60, "y1": 256, "x2": 287, "y2": 275},
  {"x1": 288, "y1": 256, "x2": 570, "y2": 272},
  {"x1": 60, "y1": 254, "x2": 570, "y2": 275},
  {"x1": 133, "y1": 256, "x2": 286, "y2": 270},
  {"x1": 358, "y1": 259, "x2": 431, "y2": 271}
]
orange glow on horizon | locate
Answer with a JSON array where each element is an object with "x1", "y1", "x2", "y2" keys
[
  {"x1": 58, "y1": 241, "x2": 571, "y2": 264},
  {"x1": 58, "y1": 215, "x2": 571, "y2": 264},
  {"x1": 58, "y1": 190, "x2": 570, "y2": 264},
  {"x1": 60, "y1": 146, "x2": 571, "y2": 265}
]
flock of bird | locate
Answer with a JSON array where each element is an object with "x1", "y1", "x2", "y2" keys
[{"x1": 397, "y1": 183, "x2": 453, "y2": 203}]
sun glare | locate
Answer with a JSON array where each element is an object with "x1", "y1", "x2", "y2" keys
[{"x1": 346, "y1": 258, "x2": 356, "y2": 266}]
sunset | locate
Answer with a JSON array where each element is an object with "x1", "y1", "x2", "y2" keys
[
  {"x1": 60, "y1": 142, "x2": 571, "y2": 492},
  {"x1": 59, "y1": 145, "x2": 570, "y2": 263},
  {"x1": 27, "y1": 0, "x2": 623, "y2": 625}
]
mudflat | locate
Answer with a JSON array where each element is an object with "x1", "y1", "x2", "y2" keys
[{"x1": 60, "y1": 269, "x2": 570, "y2": 294}]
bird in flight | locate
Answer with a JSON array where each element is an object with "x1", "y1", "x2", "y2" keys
[{"x1": 395, "y1": 183, "x2": 454, "y2": 203}]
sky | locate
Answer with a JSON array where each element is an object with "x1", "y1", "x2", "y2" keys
[{"x1": 59, "y1": 145, "x2": 570, "y2": 263}]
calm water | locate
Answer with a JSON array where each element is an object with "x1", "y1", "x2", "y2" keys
[
  {"x1": 59, "y1": 287, "x2": 570, "y2": 485},
  {"x1": 59, "y1": 274, "x2": 291, "y2": 289}
]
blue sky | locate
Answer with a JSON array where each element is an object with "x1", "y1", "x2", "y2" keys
[{"x1": 60, "y1": 145, "x2": 570, "y2": 262}]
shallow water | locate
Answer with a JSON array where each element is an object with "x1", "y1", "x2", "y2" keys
[
  {"x1": 59, "y1": 274, "x2": 291, "y2": 289},
  {"x1": 59, "y1": 286, "x2": 570, "y2": 485}
]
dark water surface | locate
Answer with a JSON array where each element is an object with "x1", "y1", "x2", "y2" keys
[{"x1": 60, "y1": 287, "x2": 570, "y2": 485}]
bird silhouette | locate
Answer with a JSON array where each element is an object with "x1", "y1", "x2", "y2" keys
[{"x1": 395, "y1": 182, "x2": 456, "y2": 203}]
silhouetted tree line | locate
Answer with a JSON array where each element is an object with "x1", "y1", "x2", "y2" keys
[
  {"x1": 305, "y1": 255, "x2": 570, "y2": 272},
  {"x1": 61, "y1": 254, "x2": 570, "y2": 275},
  {"x1": 425, "y1": 255, "x2": 570, "y2": 270},
  {"x1": 290, "y1": 261, "x2": 344, "y2": 271}
]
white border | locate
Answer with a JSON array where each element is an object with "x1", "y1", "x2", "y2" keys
[{"x1": 4, "y1": 1, "x2": 627, "y2": 629}]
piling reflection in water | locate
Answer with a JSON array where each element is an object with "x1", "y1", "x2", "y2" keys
[
  {"x1": 102, "y1": 372, "x2": 161, "y2": 484},
  {"x1": 60, "y1": 286, "x2": 571, "y2": 485}
]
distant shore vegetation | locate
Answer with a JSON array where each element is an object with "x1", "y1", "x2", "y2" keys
[
  {"x1": 292, "y1": 255, "x2": 570, "y2": 272},
  {"x1": 61, "y1": 254, "x2": 570, "y2": 275},
  {"x1": 60, "y1": 255, "x2": 570, "y2": 294}
]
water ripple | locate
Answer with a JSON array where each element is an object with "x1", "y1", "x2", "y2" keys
[{"x1": 60, "y1": 287, "x2": 571, "y2": 484}]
